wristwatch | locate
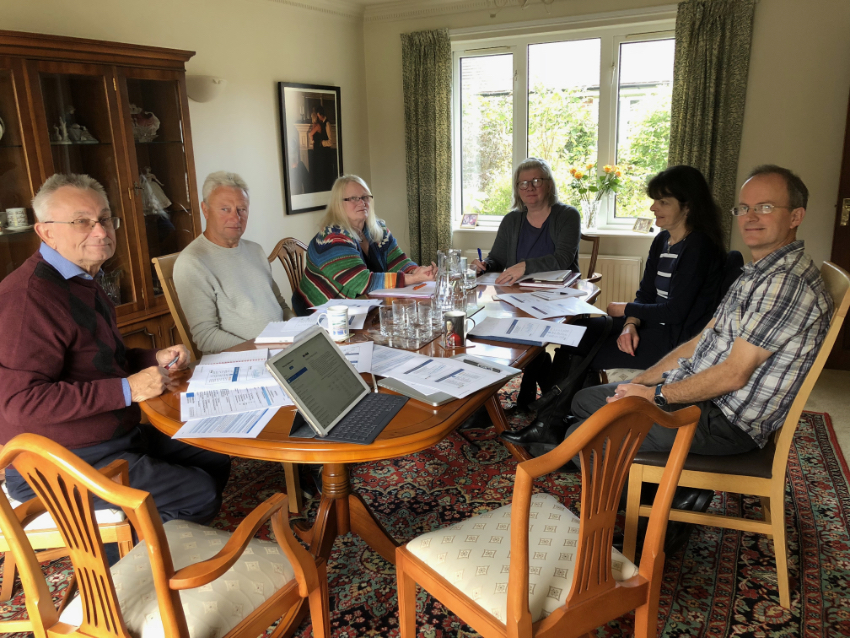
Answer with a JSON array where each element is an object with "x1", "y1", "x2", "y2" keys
[{"x1": 654, "y1": 384, "x2": 668, "y2": 408}]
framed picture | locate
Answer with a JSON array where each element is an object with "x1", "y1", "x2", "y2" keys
[
  {"x1": 633, "y1": 217, "x2": 654, "y2": 233},
  {"x1": 278, "y1": 82, "x2": 343, "y2": 215},
  {"x1": 460, "y1": 213, "x2": 479, "y2": 229}
]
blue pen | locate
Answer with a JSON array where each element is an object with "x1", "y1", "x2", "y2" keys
[{"x1": 477, "y1": 248, "x2": 483, "y2": 262}]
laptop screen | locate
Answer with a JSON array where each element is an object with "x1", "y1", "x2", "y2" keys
[{"x1": 267, "y1": 328, "x2": 368, "y2": 433}]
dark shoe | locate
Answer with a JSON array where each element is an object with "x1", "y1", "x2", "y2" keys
[
  {"x1": 299, "y1": 464, "x2": 323, "y2": 498},
  {"x1": 500, "y1": 419, "x2": 567, "y2": 447},
  {"x1": 663, "y1": 488, "x2": 714, "y2": 554},
  {"x1": 459, "y1": 406, "x2": 492, "y2": 431},
  {"x1": 503, "y1": 402, "x2": 533, "y2": 418}
]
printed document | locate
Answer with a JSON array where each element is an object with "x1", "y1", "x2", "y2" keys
[
  {"x1": 198, "y1": 349, "x2": 269, "y2": 366},
  {"x1": 498, "y1": 293, "x2": 604, "y2": 319},
  {"x1": 255, "y1": 316, "x2": 318, "y2": 343},
  {"x1": 469, "y1": 316, "x2": 586, "y2": 347},
  {"x1": 339, "y1": 341, "x2": 374, "y2": 373},
  {"x1": 370, "y1": 344, "x2": 420, "y2": 376},
  {"x1": 389, "y1": 355, "x2": 505, "y2": 399},
  {"x1": 180, "y1": 385, "x2": 293, "y2": 421},
  {"x1": 173, "y1": 408, "x2": 278, "y2": 440}
]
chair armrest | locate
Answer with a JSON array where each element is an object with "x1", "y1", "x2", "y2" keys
[{"x1": 169, "y1": 492, "x2": 288, "y2": 589}]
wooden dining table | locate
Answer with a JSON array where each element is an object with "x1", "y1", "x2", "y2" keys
[{"x1": 140, "y1": 281, "x2": 599, "y2": 566}]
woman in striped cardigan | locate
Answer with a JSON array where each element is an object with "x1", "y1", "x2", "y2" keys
[{"x1": 296, "y1": 175, "x2": 435, "y2": 313}]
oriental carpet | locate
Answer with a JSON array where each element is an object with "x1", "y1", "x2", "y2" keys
[{"x1": 1, "y1": 395, "x2": 848, "y2": 637}]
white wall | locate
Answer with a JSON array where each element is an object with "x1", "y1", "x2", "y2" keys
[
  {"x1": 0, "y1": 0, "x2": 371, "y2": 296},
  {"x1": 363, "y1": 0, "x2": 850, "y2": 266}
]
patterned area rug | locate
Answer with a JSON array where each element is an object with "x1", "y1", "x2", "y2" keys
[{"x1": 2, "y1": 394, "x2": 849, "y2": 637}]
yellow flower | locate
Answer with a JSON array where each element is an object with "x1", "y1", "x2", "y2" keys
[
  {"x1": 585, "y1": 163, "x2": 594, "y2": 171},
  {"x1": 574, "y1": 171, "x2": 584, "y2": 180},
  {"x1": 569, "y1": 168, "x2": 577, "y2": 176},
  {"x1": 615, "y1": 170, "x2": 622, "y2": 177},
  {"x1": 603, "y1": 165, "x2": 612, "y2": 173}
]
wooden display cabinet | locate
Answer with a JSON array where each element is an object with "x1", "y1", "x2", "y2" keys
[{"x1": 0, "y1": 31, "x2": 202, "y2": 348}]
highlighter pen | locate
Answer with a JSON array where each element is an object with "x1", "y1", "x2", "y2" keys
[{"x1": 412, "y1": 283, "x2": 427, "y2": 290}]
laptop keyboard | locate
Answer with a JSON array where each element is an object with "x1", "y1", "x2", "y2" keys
[{"x1": 289, "y1": 393, "x2": 408, "y2": 445}]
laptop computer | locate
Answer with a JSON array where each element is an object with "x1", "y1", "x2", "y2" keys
[{"x1": 265, "y1": 325, "x2": 407, "y2": 444}]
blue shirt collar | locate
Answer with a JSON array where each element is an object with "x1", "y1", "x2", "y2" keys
[{"x1": 39, "y1": 243, "x2": 98, "y2": 281}]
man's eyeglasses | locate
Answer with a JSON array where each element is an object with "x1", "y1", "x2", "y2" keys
[
  {"x1": 343, "y1": 195, "x2": 374, "y2": 204},
  {"x1": 730, "y1": 204, "x2": 794, "y2": 216},
  {"x1": 42, "y1": 217, "x2": 121, "y2": 232},
  {"x1": 517, "y1": 178, "x2": 550, "y2": 191}
]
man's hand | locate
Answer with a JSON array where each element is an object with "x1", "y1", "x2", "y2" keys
[
  {"x1": 128, "y1": 366, "x2": 176, "y2": 403},
  {"x1": 607, "y1": 302, "x2": 627, "y2": 317},
  {"x1": 156, "y1": 345, "x2": 190, "y2": 371},
  {"x1": 606, "y1": 382, "x2": 654, "y2": 404},
  {"x1": 470, "y1": 259, "x2": 488, "y2": 274},
  {"x1": 617, "y1": 323, "x2": 640, "y2": 355},
  {"x1": 495, "y1": 262, "x2": 526, "y2": 285}
]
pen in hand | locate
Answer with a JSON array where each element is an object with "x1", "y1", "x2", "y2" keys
[{"x1": 164, "y1": 355, "x2": 180, "y2": 370}]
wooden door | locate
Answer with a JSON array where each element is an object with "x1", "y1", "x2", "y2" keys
[{"x1": 828, "y1": 87, "x2": 850, "y2": 370}]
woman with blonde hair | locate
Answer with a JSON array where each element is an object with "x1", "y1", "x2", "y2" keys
[{"x1": 297, "y1": 175, "x2": 434, "y2": 313}]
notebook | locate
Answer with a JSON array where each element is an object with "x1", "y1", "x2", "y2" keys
[{"x1": 265, "y1": 325, "x2": 407, "y2": 444}]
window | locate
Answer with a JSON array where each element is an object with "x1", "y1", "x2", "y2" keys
[{"x1": 453, "y1": 18, "x2": 675, "y2": 228}]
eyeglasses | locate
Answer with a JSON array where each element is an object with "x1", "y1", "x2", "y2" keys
[
  {"x1": 730, "y1": 204, "x2": 794, "y2": 216},
  {"x1": 517, "y1": 178, "x2": 549, "y2": 191},
  {"x1": 42, "y1": 217, "x2": 121, "y2": 232},
  {"x1": 343, "y1": 195, "x2": 374, "y2": 204}
]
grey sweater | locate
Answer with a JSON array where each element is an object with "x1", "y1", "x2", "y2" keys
[
  {"x1": 174, "y1": 234, "x2": 294, "y2": 354},
  {"x1": 485, "y1": 203, "x2": 581, "y2": 275}
]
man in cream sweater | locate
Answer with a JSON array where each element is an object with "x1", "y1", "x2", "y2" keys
[{"x1": 175, "y1": 171, "x2": 294, "y2": 354}]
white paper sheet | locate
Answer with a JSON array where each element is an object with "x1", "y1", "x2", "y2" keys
[
  {"x1": 309, "y1": 299, "x2": 382, "y2": 312},
  {"x1": 187, "y1": 363, "x2": 278, "y2": 392},
  {"x1": 527, "y1": 288, "x2": 588, "y2": 300},
  {"x1": 369, "y1": 281, "x2": 435, "y2": 299},
  {"x1": 476, "y1": 272, "x2": 501, "y2": 285},
  {"x1": 339, "y1": 341, "x2": 374, "y2": 373},
  {"x1": 498, "y1": 293, "x2": 605, "y2": 320},
  {"x1": 469, "y1": 316, "x2": 587, "y2": 347},
  {"x1": 389, "y1": 355, "x2": 505, "y2": 399},
  {"x1": 198, "y1": 349, "x2": 269, "y2": 366},
  {"x1": 172, "y1": 408, "x2": 279, "y2": 440},
  {"x1": 255, "y1": 316, "x2": 318, "y2": 344},
  {"x1": 180, "y1": 385, "x2": 293, "y2": 421},
  {"x1": 370, "y1": 344, "x2": 420, "y2": 376}
]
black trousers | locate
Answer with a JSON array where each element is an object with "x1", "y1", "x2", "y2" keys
[{"x1": 6, "y1": 424, "x2": 232, "y2": 525}]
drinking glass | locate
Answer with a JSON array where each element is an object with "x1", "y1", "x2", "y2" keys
[
  {"x1": 392, "y1": 299, "x2": 416, "y2": 337},
  {"x1": 379, "y1": 305, "x2": 394, "y2": 336}
]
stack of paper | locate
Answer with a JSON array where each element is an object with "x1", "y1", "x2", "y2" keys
[
  {"x1": 369, "y1": 281, "x2": 435, "y2": 299},
  {"x1": 255, "y1": 316, "x2": 318, "y2": 344},
  {"x1": 469, "y1": 316, "x2": 587, "y2": 347},
  {"x1": 497, "y1": 292, "x2": 604, "y2": 320}
]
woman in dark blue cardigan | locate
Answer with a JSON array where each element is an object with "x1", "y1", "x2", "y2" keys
[{"x1": 509, "y1": 165, "x2": 727, "y2": 414}]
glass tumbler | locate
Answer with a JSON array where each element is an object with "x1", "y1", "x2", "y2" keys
[
  {"x1": 392, "y1": 299, "x2": 416, "y2": 337},
  {"x1": 379, "y1": 305, "x2": 394, "y2": 336}
]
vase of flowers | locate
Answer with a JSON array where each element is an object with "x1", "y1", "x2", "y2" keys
[{"x1": 569, "y1": 164, "x2": 624, "y2": 230}]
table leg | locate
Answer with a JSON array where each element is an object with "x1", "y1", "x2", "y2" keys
[
  {"x1": 293, "y1": 463, "x2": 398, "y2": 564},
  {"x1": 485, "y1": 394, "x2": 533, "y2": 462}
]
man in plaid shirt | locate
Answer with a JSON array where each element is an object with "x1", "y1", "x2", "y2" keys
[{"x1": 569, "y1": 164, "x2": 833, "y2": 458}]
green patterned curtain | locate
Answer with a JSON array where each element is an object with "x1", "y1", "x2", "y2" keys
[
  {"x1": 668, "y1": 0, "x2": 756, "y2": 246},
  {"x1": 401, "y1": 29, "x2": 452, "y2": 265}
]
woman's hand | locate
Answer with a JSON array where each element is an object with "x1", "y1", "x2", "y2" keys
[
  {"x1": 616, "y1": 323, "x2": 640, "y2": 356},
  {"x1": 470, "y1": 259, "x2": 488, "y2": 274},
  {"x1": 495, "y1": 262, "x2": 526, "y2": 285},
  {"x1": 406, "y1": 264, "x2": 436, "y2": 284},
  {"x1": 607, "y1": 302, "x2": 628, "y2": 317}
]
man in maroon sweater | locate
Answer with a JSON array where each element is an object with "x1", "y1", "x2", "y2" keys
[{"x1": 0, "y1": 174, "x2": 231, "y2": 525}]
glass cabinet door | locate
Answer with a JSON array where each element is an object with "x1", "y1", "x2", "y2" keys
[
  {"x1": 0, "y1": 58, "x2": 40, "y2": 280},
  {"x1": 32, "y1": 61, "x2": 142, "y2": 316},
  {"x1": 120, "y1": 70, "x2": 199, "y2": 304}
]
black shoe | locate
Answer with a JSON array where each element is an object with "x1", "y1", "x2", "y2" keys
[
  {"x1": 299, "y1": 464, "x2": 323, "y2": 498},
  {"x1": 503, "y1": 402, "x2": 533, "y2": 418},
  {"x1": 663, "y1": 488, "x2": 714, "y2": 554},
  {"x1": 459, "y1": 406, "x2": 492, "y2": 431},
  {"x1": 500, "y1": 419, "x2": 566, "y2": 447}
]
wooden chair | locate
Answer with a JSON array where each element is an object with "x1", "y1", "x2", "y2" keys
[
  {"x1": 581, "y1": 233, "x2": 601, "y2": 283},
  {"x1": 0, "y1": 458, "x2": 134, "y2": 605},
  {"x1": 268, "y1": 237, "x2": 308, "y2": 295},
  {"x1": 0, "y1": 433, "x2": 330, "y2": 638},
  {"x1": 397, "y1": 397, "x2": 700, "y2": 638},
  {"x1": 623, "y1": 261, "x2": 850, "y2": 609},
  {"x1": 152, "y1": 253, "x2": 201, "y2": 361},
  {"x1": 152, "y1": 252, "x2": 303, "y2": 514}
]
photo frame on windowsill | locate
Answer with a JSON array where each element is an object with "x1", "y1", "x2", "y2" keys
[
  {"x1": 278, "y1": 82, "x2": 343, "y2": 215},
  {"x1": 460, "y1": 213, "x2": 479, "y2": 229},
  {"x1": 633, "y1": 217, "x2": 654, "y2": 233}
]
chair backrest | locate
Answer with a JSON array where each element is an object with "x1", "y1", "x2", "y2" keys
[
  {"x1": 506, "y1": 398, "x2": 699, "y2": 629},
  {"x1": 580, "y1": 233, "x2": 600, "y2": 280},
  {"x1": 152, "y1": 253, "x2": 201, "y2": 361},
  {"x1": 268, "y1": 237, "x2": 308, "y2": 295},
  {"x1": 0, "y1": 435, "x2": 177, "y2": 637},
  {"x1": 771, "y1": 261, "x2": 850, "y2": 474}
]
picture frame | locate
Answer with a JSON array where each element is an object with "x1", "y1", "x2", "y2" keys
[
  {"x1": 633, "y1": 217, "x2": 654, "y2": 233},
  {"x1": 460, "y1": 213, "x2": 479, "y2": 229},
  {"x1": 278, "y1": 82, "x2": 343, "y2": 215}
]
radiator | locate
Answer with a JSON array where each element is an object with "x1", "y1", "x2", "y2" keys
[{"x1": 578, "y1": 255, "x2": 643, "y2": 308}]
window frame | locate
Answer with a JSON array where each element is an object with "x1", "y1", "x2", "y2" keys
[{"x1": 451, "y1": 16, "x2": 675, "y2": 230}]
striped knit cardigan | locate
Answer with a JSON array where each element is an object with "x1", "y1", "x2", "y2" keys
[{"x1": 298, "y1": 220, "x2": 417, "y2": 306}]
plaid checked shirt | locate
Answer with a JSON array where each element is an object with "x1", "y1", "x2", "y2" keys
[{"x1": 665, "y1": 241, "x2": 833, "y2": 447}]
